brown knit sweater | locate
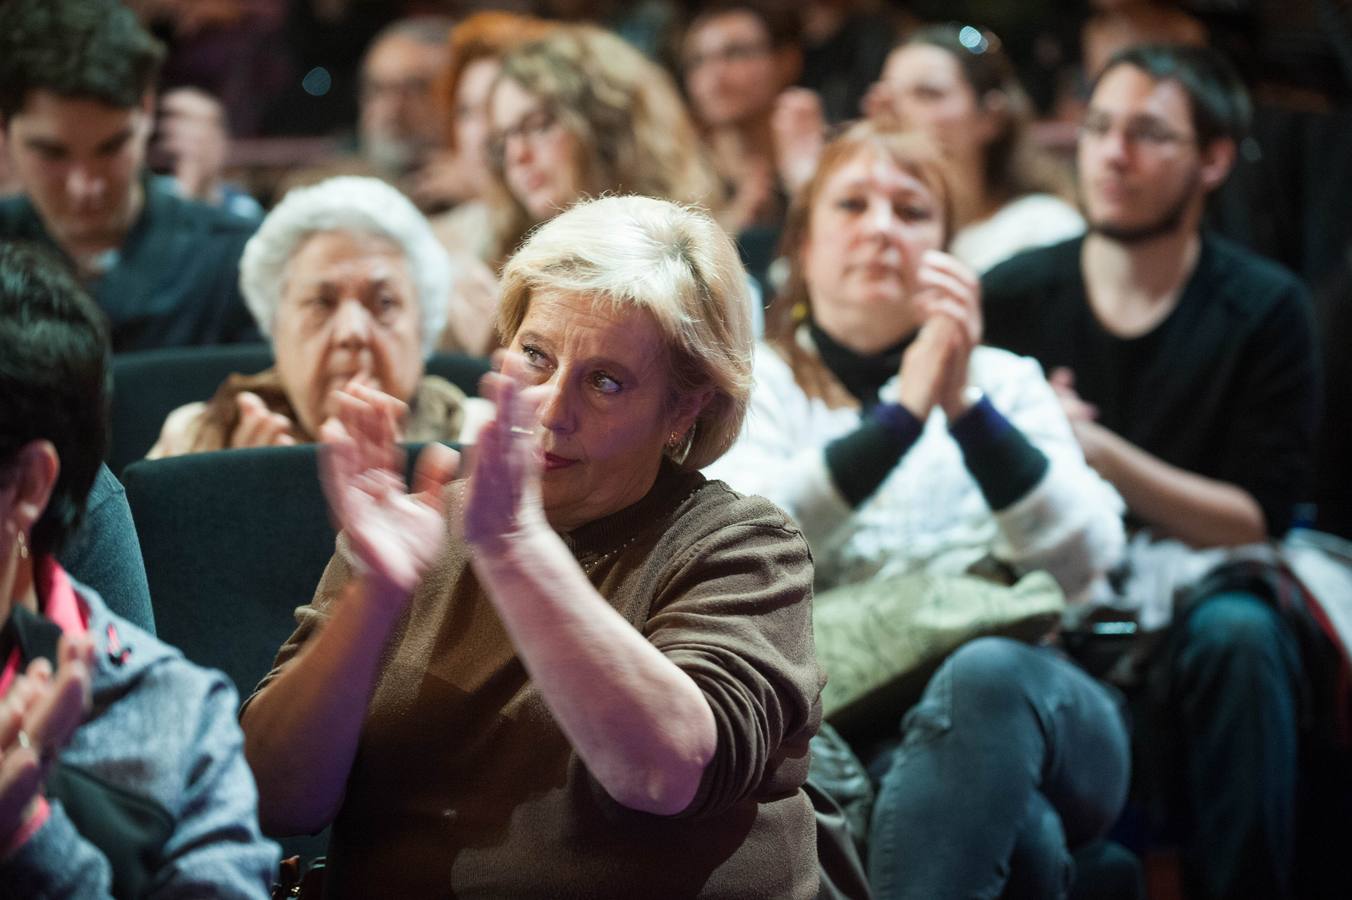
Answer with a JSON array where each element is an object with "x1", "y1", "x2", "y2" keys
[{"x1": 250, "y1": 463, "x2": 823, "y2": 898}]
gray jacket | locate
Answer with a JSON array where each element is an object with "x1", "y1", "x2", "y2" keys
[{"x1": 0, "y1": 578, "x2": 277, "y2": 898}]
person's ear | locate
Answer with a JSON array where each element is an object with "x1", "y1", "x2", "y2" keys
[
  {"x1": 1199, "y1": 136, "x2": 1236, "y2": 192},
  {"x1": 7, "y1": 441, "x2": 59, "y2": 537},
  {"x1": 671, "y1": 386, "x2": 715, "y2": 438}
]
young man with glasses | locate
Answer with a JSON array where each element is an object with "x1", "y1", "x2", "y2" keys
[
  {"x1": 984, "y1": 44, "x2": 1319, "y2": 900},
  {"x1": 680, "y1": 1, "x2": 802, "y2": 234}
]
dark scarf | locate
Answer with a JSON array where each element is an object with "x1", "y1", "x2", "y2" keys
[{"x1": 808, "y1": 321, "x2": 917, "y2": 410}]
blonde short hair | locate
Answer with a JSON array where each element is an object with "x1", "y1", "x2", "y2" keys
[{"x1": 498, "y1": 196, "x2": 752, "y2": 470}]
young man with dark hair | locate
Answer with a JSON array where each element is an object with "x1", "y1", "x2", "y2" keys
[
  {"x1": 984, "y1": 44, "x2": 1320, "y2": 900},
  {"x1": 0, "y1": 0, "x2": 260, "y2": 352}
]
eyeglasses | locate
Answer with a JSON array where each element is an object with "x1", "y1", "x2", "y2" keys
[
  {"x1": 487, "y1": 106, "x2": 560, "y2": 168},
  {"x1": 1079, "y1": 112, "x2": 1195, "y2": 149},
  {"x1": 682, "y1": 40, "x2": 772, "y2": 73}
]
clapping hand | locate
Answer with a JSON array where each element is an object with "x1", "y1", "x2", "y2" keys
[
  {"x1": 771, "y1": 87, "x2": 827, "y2": 197},
  {"x1": 897, "y1": 250, "x2": 983, "y2": 419},
  {"x1": 1048, "y1": 367, "x2": 1108, "y2": 466},
  {"x1": 0, "y1": 634, "x2": 94, "y2": 854},
  {"x1": 318, "y1": 381, "x2": 460, "y2": 600},
  {"x1": 463, "y1": 352, "x2": 549, "y2": 555}
]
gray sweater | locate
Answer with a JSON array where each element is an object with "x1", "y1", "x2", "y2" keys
[{"x1": 0, "y1": 577, "x2": 277, "y2": 898}]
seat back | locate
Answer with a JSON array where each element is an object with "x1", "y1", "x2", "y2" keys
[
  {"x1": 123, "y1": 442, "x2": 443, "y2": 862},
  {"x1": 122, "y1": 444, "x2": 336, "y2": 700},
  {"x1": 109, "y1": 344, "x2": 275, "y2": 475},
  {"x1": 425, "y1": 351, "x2": 493, "y2": 393}
]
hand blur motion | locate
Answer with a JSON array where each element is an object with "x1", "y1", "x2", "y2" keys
[
  {"x1": 896, "y1": 250, "x2": 983, "y2": 419},
  {"x1": 318, "y1": 381, "x2": 460, "y2": 599},
  {"x1": 156, "y1": 87, "x2": 230, "y2": 205},
  {"x1": 463, "y1": 352, "x2": 549, "y2": 555},
  {"x1": 1049, "y1": 367, "x2": 1109, "y2": 466},
  {"x1": 0, "y1": 634, "x2": 94, "y2": 852},
  {"x1": 407, "y1": 149, "x2": 480, "y2": 212},
  {"x1": 717, "y1": 158, "x2": 777, "y2": 234},
  {"x1": 437, "y1": 252, "x2": 501, "y2": 356},
  {"x1": 771, "y1": 87, "x2": 827, "y2": 197},
  {"x1": 861, "y1": 78, "x2": 903, "y2": 128}
]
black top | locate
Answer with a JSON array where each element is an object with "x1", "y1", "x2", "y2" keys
[
  {"x1": 982, "y1": 234, "x2": 1319, "y2": 537},
  {"x1": 0, "y1": 177, "x2": 260, "y2": 353}
]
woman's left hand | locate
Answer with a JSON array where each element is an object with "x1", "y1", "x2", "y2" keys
[
  {"x1": 913, "y1": 250, "x2": 983, "y2": 419},
  {"x1": 464, "y1": 353, "x2": 549, "y2": 556},
  {"x1": 318, "y1": 382, "x2": 460, "y2": 599}
]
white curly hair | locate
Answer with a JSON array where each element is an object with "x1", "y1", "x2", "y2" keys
[{"x1": 239, "y1": 176, "x2": 452, "y2": 357}]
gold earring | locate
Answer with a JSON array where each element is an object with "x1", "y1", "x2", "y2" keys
[
  {"x1": 667, "y1": 431, "x2": 681, "y2": 449},
  {"x1": 16, "y1": 530, "x2": 28, "y2": 561}
]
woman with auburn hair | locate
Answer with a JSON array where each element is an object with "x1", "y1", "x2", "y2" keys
[
  {"x1": 708, "y1": 121, "x2": 1130, "y2": 898},
  {"x1": 484, "y1": 24, "x2": 721, "y2": 267},
  {"x1": 242, "y1": 195, "x2": 822, "y2": 898},
  {"x1": 427, "y1": 10, "x2": 558, "y2": 354}
]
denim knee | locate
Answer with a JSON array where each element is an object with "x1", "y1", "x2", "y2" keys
[
  {"x1": 941, "y1": 637, "x2": 1039, "y2": 707},
  {"x1": 900, "y1": 637, "x2": 1035, "y2": 743},
  {"x1": 1178, "y1": 591, "x2": 1287, "y2": 677}
]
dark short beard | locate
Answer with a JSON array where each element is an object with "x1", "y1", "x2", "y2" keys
[{"x1": 1083, "y1": 170, "x2": 1199, "y2": 245}]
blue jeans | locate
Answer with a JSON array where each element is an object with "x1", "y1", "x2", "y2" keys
[
  {"x1": 868, "y1": 638, "x2": 1130, "y2": 900},
  {"x1": 1167, "y1": 590, "x2": 1301, "y2": 900}
]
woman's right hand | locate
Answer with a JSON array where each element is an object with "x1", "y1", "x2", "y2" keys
[
  {"x1": 896, "y1": 251, "x2": 982, "y2": 418},
  {"x1": 318, "y1": 381, "x2": 460, "y2": 600}
]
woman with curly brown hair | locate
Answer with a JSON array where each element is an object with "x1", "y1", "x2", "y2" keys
[{"x1": 483, "y1": 24, "x2": 721, "y2": 267}]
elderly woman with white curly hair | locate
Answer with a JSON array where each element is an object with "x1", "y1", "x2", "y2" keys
[{"x1": 149, "y1": 176, "x2": 485, "y2": 458}]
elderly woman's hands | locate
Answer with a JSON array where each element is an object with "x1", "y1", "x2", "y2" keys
[
  {"x1": 463, "y1": 353, "x2": 549, "y2": 556},
  {"x1": 896, "y1": 250, "x2": 984, "y2": 420},
  {"x1": 0, "y1": 634, "x2": 94, "y2": 855},
  {"x1": 319, "y1": 381, "x2": 460, "y2": 601},
  {"x1": 229, "y1": 392, "x2": 298, "y2": 450}
]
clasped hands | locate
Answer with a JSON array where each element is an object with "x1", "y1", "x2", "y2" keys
[
  {"x1": 895, "y1": 250, "x2": 984, "y2": 421},
  {"x1": 317, "y1": 358, "x2": 548, "y2": 604}
]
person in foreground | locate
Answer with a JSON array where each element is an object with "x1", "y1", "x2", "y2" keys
[
  {"x1": 241, "y1": 196, "x2": 823, "y2": 898},
  {"x1": 149, "y1": 176, "x2": 485, "y2": 459},
  {"x1": 0, "y1": 242, "x2": 276, "y2": 896},
  {"x1": 706, "y1": 122, "x2": 1130, "y2": 899}
]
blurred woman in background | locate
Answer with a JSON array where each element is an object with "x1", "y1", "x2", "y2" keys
[{"x1": 483, "y1": 23, "x2": 721, "y2": 267}]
